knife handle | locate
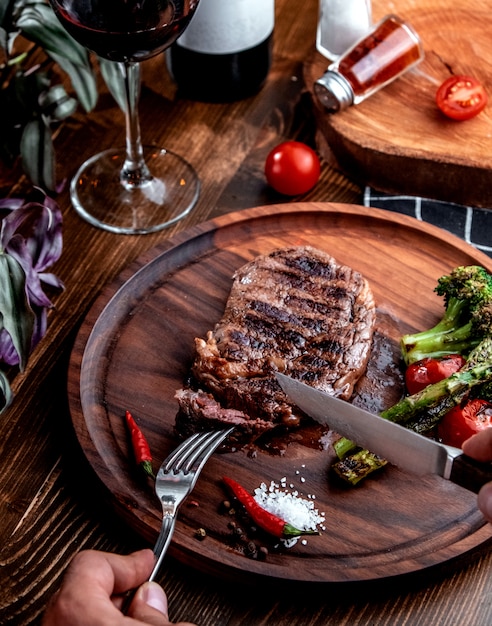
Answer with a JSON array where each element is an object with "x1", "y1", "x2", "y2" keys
[{"x1": 450, "y1": 454, "x2": 492, "y2": 494}]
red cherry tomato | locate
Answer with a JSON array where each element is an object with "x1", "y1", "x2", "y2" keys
[
  {"x1": 405, "y1": 354, "x2": 466, "y2": 395},
  {"x1": 438, "y1": 399, "x2": 492, "y2": 448},
  {"x1": 265, "y1": 141, "x2": 321, "y2": 196},
  {"x1": 436, "y1": 75, "x2": 488, "y2": 121}
]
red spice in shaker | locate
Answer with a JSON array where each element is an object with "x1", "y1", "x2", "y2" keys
[{"x1": 314, "y1": 14, "x2": 424, "y2": 112}]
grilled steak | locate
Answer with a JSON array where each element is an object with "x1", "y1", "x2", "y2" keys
[
  {"x1": 175, "y1": 246, "x2": 376, "y2": 446},
  {"x1": 174, "y1": 388, "x2": 273, "y2": 449}
]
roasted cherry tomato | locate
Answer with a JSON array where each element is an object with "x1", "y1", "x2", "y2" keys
[
  {"x1": 265, "y1": 141, "x2": 321, "y2": 196},
  {"x1": 405, "y1": 354, "x2": 466, "y2": 395},
  {"x1": 438, "y1": 399, "x2": 492, "y2": 448},
  {"x1": 436, "y1": 75, "x2": 488, "y2": 121}
]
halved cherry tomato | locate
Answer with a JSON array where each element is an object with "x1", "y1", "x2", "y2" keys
[
  {"x1": 405, "y1": 354, "x2": 466, "y2": 395},
  {"x1": 436, "y1": 75, "x2": 488, "y2": 121},
  {"x1": 265, "y1": 141, "x2": 321, "y2": 196},
  {"x1": 438, "y1": 399, "x2": 492, "y2": 448}
]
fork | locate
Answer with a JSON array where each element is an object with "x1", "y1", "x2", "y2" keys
[{"x1": 148, "y1": 427, "x2": 234, "y2": 582}]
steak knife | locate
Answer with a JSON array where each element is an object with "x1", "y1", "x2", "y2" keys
[{"x1": 276, "y1": 373, "x2": 492, "y2": 493}]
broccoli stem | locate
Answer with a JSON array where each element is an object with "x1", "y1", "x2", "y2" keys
[
  {"x1": 401, "y1": 324, "x2": 479, "y2": 364},
  {"x1": 401, "y1": 298, "x2": 476, "y2": 365}
]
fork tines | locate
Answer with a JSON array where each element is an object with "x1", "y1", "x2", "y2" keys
[{"x1": 163, "y1": 427, "x2": 234, "y2": 475}]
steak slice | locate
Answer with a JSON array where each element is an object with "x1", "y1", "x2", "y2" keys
[
  {"x1": 175, "y1": 246, "x2": 376, "y2": 446},
  {"x1": 174, "y1": 388, "x2": 274, "y2": 449}
]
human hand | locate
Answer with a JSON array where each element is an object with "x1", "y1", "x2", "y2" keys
[
  {"x1": 42, "y1": 549, "x2": 197, "y2": 626},
  {"x1": 462, "y1": 428, "x2": 492, "y2": 523}
]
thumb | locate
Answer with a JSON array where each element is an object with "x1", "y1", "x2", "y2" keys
[
  {"x1": 478, "y1": 482, "x2": 492, "y2": 524},
  {"x1": 129, "y1": 581, "x2": 170, "y2": 625}
]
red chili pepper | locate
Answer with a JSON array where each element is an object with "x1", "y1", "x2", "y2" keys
[
  {"x1": 222, "y1": 476, "x2": 318, "y2": 539},
  {"x1": 125, "y1": 410, "x2": 155, "y2": 478}
]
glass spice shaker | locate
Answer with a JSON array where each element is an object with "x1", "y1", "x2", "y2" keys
[
  {"x1": 316, "y1": 0, "x2": 372, "y2": 61},
  {"x1": 314, "y1": 14, "x2": 424, "y2": 113}
]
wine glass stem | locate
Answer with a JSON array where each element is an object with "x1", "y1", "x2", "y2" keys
[{"x1": 120, "y1": 61, "x2": 152, "y2": 189}]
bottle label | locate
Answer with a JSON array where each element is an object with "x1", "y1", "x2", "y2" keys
[{"x1": 177, "y1": 0, "x2": 275, "y2": 54}]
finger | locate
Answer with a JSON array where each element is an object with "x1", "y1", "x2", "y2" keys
[
  {"x1": 128, "y1": 582, "x2": 170, "y2": 625},
  {"x1": 462, "y1": 429, "x2": 492, "y2": 462},
  {"x1": 129, "y1": 583, "x2": 198, "y2": 626},
  {"x1": 478, "y1": 482, "x2": 492, "y2": 523},
  {"x1": 42, "y1": 549, "x2": 156, "y2": 626},
  {"x1": 99, "y1": 549, "x2": 156, "y2": 595},
  {"x1": 75, "y1": 549, "x2": 155, "y2": 595}
]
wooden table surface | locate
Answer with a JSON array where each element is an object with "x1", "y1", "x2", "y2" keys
[{"x1": 2, "y1": 0, "x2": 492, "y2": 624}]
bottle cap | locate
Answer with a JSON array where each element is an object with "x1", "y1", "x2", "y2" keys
[{"x1": 314, "y1": 70, "x2": 354, "y2": 112}]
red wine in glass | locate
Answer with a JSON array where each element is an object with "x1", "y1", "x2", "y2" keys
[{"x1": 49, "y1": 0, "x2": 201, "y2": 234}]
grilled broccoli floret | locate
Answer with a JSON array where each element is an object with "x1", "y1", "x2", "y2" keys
[{"x1": 401, "y1": 265, "x2": 492, "y2": 365}]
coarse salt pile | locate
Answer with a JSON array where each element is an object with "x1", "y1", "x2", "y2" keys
[{"x1": 253, "y1": 480, "x2": 325, "y2": 545}]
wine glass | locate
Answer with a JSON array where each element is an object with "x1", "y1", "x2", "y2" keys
[{"x1": 49, "y1": 0, "x2": 201, "y2": 234}]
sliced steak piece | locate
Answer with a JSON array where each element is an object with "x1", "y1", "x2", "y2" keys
[
  {"x1": 174, "y1": 388, "x2": 274, "y2": 447},
  {"x1": 175, "y1": 246, "x2": 376, "y2": 446}
]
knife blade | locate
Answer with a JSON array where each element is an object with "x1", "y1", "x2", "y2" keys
[{"x1": 276, "y1": 372, "x2": 492, "y2": 493}]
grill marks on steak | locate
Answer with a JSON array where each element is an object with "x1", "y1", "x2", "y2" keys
[
  {"x1": 203, "y1": 247, "x2": 375, "y2": 395},
  {"x1": 175, "y1": 246, "x2": 376, "y2": 447}
]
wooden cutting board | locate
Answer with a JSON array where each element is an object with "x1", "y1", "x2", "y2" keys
[
  {"x1": 305, "y1": 0, "x2": 492, "y2": 207},
  {"x1": 68, "y1": 203, "x2": 492, "y2": 587}
]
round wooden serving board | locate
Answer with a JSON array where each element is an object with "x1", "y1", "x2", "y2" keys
[
  {"x1": 306, "y1": 0, "x2": 492, "y2": 207},
  {"x1": 68, "y1": 203, "x2": 492, "y2": 586}
]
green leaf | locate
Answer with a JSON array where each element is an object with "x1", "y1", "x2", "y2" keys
[
  {"x1": 20, "y1": 118, "x2": 56, "y2": 191},
  {"x1": 0, "y1": 253, "x2": 35, "y2": 372},
  {"x1": 99, "y1": 58, "x2": 127, "y2": 112},
  {"x1": 0, "y1": 1, "x2": 9, "y2": 27},
  {"x1": 17, "y1": 4, "x2": 89, "y2": 67},
  {"x1": 0, "y1": 26, "x2": 8, "y2": 52},
  {"x1": 12, "y1": 69, "x2": 51, "y2": 115},
  {"x1": 49, "y1": 50, "x2": 97, "y2": 112},
  {"x1": 15, "y1": 5, "x2": 98, "y2": 111},
  {"x1": 0, "y1": 0, "x2": 16, "y2": 33},
  {"x1": 0, "y1": 370, "x2": 13, "y2": 415},
  {"x1": 39, "y1": 84, "x2": 78, "y2": 122}
]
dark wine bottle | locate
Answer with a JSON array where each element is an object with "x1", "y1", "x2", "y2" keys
[{"x1": 166, "y1": 0, "x2": 274, "y2": 102}]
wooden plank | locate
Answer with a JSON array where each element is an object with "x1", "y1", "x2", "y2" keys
[{"x1": 306, "y1": 0, "x2": 492, "y2": 206}]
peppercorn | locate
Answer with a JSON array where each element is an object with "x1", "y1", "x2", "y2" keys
[
  {"x1": 234, "y1": 526, "x2": 245, "y2": 539},
  {"x1": 219, "y1": 499, "x2": 231, "y2": 514},
  {"x1": 257, "y1": 546, "x2": 269, "y2": 561},
  {"x1": 195, "y1": 528, "x2": 207, "y2": 541},
  {"x1": 245, "y1": 541, "x2": 257, "y2": 559}
]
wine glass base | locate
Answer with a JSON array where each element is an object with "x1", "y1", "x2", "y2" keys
[{"x1": 70, "y1": 146, "x2": 200, "y2": 235}]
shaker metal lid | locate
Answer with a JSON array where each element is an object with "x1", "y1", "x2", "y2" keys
[{"x1": 314, "y1": 70, "x2": 354, "y2": 113}]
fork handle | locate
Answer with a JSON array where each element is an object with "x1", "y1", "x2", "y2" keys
[
  {"x1": 149, "y1": 513, "x2": 176, "y2": 582},
  {"x1": 120, "y1": 514, "x2": 175, "y2": 615}
]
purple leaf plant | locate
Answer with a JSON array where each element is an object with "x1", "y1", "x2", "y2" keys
[{"x1": 0, "y1": 190, "x2": 63, "y2": 412}]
